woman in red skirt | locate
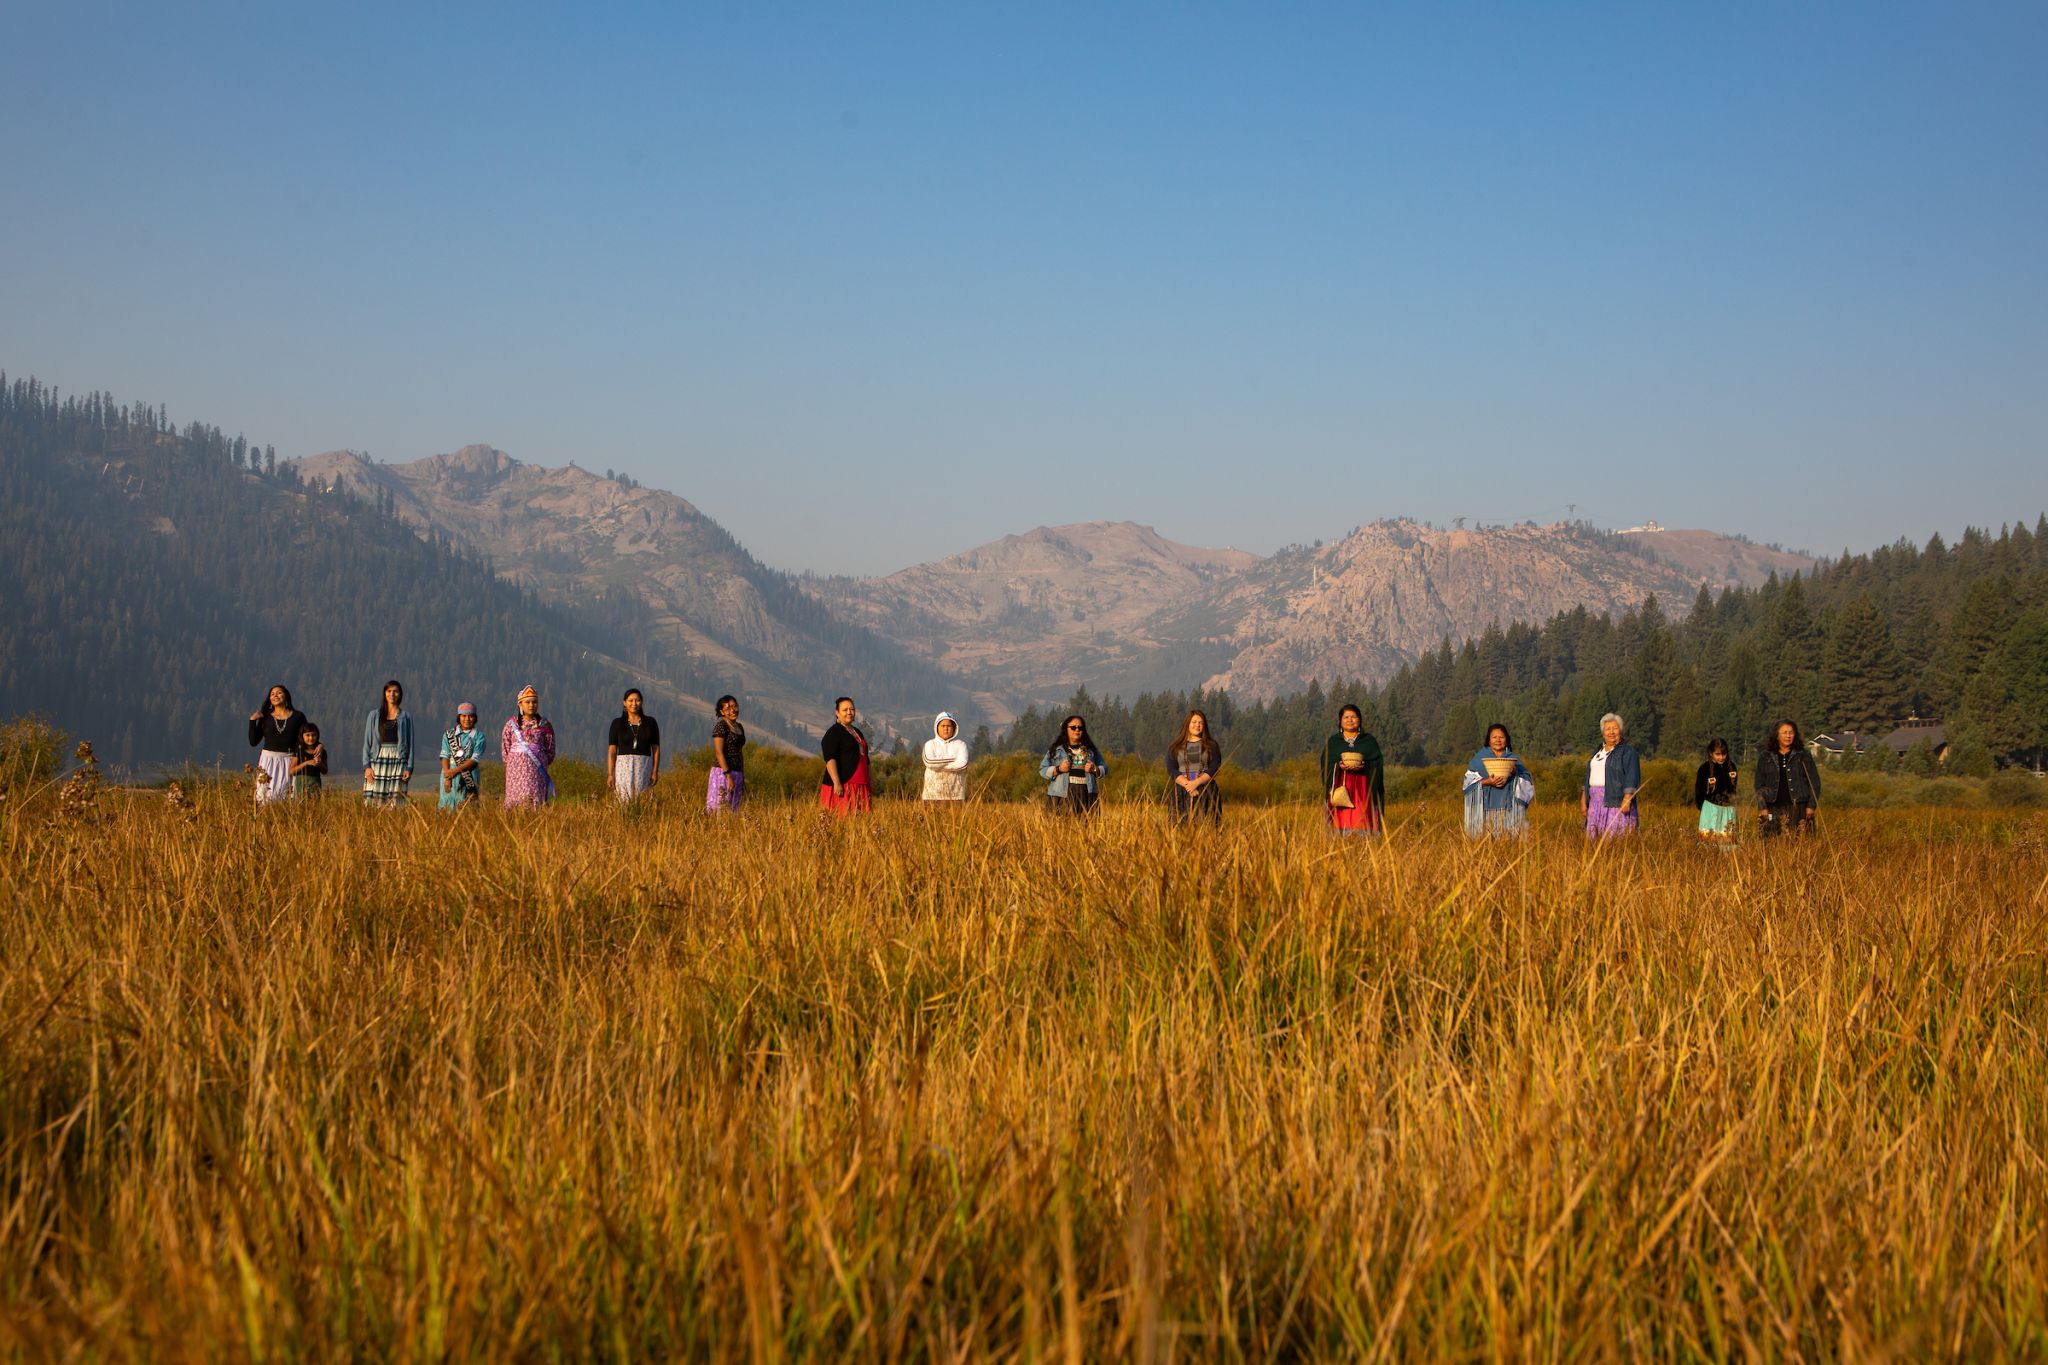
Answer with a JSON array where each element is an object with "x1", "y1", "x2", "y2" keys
[
  {"x1": 1320, "y1": 703, "x2": 1385, "y2": 835},
  {"x1": 819, "y1": 696, "x2": 873, "y2": 815}
]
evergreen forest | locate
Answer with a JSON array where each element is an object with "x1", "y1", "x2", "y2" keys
[
  {"x1": 7, "y1": 371, "x2": 2044, "y2": 780},
  {"x1": 0, "y1": 375, "x2": 794, "y2": 770},
  {"x1": 1000, "y1": 519, "x2": 2048, "y2": 777}
]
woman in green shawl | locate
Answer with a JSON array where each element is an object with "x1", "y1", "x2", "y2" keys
[{"x1": 1320, "y1": 704, "x2": 1385, "y2": 835}]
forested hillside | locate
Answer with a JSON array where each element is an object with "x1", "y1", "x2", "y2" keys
[
  {"x1": 0, "y1": 375, "x2": 789, "y2": 769},
  {"x1": 1000, "y1": 520, "x2": 2048, "y2": 774},
  {"x1": 288, "y1": 445, "x2": 986, "y2": 740}
]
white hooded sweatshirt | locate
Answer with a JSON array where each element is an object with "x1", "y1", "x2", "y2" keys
[{"x1": 921, "y1": 713, "x2": 970, "y2": 801}]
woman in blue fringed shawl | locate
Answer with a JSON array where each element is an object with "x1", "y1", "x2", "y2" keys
[{"x1": 1463, "y1": 723, "x2": 1535, "y2": 837}]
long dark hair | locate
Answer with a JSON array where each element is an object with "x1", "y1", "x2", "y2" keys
[
  {"x1": 1768, "y1": 719, "x2": 1804, "y2": 754},
  {"x1": 380, "y1": 679, "x2": 404, "y2": 719},
  {"x1": 1048, "y1": 714, "x2": 1096, "y2": 762},
  {"x1": 1170, "y1": 709, "x2": 1219, "y2": 764},
  {"x1": 620, "y1": 687, "x2": 644, "y2": 719},
  {"x1": 1484, "y1": 722, "x2": 1513, "y2": 752},
  {"x1": 1707, "y1": 737, "x2": 1730, "y2": 761},
  {"x1": 263, "y1": 683, "x2": 295, "y2": 715}
]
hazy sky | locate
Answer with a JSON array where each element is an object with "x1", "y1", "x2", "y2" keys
[{"x1": 4, "y1": 3, "x2": 2045, "y2": 574}]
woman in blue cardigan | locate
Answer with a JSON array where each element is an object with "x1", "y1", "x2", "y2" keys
[
  {"x1": 361, "y1": 678, "x2": 414, "y2": 807},
  {"x1": 1580, "y1": 712, "x2": 1642, "y2": 838}
]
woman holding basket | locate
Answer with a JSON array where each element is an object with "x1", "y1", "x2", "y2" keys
[{"x1": 1321, "y1": 704, "x2": 1384, "y2": 835}]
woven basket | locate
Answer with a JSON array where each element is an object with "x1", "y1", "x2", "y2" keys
[{"x1": 1483, "y1": 757, "x2": 1517, "y2": 781}]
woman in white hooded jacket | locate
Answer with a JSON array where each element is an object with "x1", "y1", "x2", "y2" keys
[{"x1": 921, "y1": 713, "x2": 971, "y2": 801}]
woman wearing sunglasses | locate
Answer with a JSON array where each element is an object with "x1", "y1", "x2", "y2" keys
[{"x1": 1041, "y1": 714, "x2": 1108, "y2": 815}]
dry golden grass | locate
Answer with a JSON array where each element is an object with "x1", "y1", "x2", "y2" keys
[{"x1": 3, "y1": 786, "x2": 2046, "y2": 1360}]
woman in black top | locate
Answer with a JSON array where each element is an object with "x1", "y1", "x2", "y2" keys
[
  {"x1": 820, "y1": 697, "x2": 872, "y2": 815},
  {"x1": 1755, "y1": 720, "x2": 1820, "y2": 836},
  {"x1": 247, "y1": 684, "x2": 304, "y2": 804},
  {"x1": 606, "y1": 688, "x2": 661, "y2": 801},
  {"x1": 1693, "y1": 737, "x2": 1738, "y2": 841},
  {"x1": 708, "y1": 694, "x2": 746, "y2": 812}
]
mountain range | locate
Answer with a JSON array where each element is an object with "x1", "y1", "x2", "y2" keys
[{"x1": 289, "y1": 446, "x2": 1812, "y2": 721}]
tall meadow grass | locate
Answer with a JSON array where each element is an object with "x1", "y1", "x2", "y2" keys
[{"x1": 3, "y1": 779, "x2": 2044, "y2": 1358}]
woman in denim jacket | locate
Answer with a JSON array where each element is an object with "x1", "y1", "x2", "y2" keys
[
  {"x1": 1041, "y1": 714, "x2": 1108, "y2": 815},
  {"x1": 1581, "y1": 712, "x2": 1643, "y2": 838}
]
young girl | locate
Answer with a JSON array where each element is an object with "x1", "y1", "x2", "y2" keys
[
  {"x1": 440, "y1": 703, "x2": 487, "y2": 811},
  {"x1": 291, "y1": 723, "x2": 328, "y2": 798},
  {"x1": 1693, "y1": 737, "x2": 1739, "y2": 841}
]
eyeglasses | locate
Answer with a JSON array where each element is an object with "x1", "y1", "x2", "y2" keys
[{"x1": 1066, "y1": 724, "x2": 1083, "y2": 732}]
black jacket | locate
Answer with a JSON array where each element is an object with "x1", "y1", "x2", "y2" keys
[
  {"x1": 1754, "y1": 748, "x2": 1821, "y2": 809},
  {"x1": 1693, "y1": 760, "x2": 1738, "y2": 808}
]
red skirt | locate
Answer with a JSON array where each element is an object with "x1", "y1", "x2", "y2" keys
[
  {"x1": 821, "y1": 751, "x2": 873, "y2": 816},
  {"x1": 1327, "y1": 769, "x2": 1381, "y2": 832},
  {"x1": 820, "y1": 781, "x2": 872, "y2": 815}
]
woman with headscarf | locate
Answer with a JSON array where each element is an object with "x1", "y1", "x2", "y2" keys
[
  {"x1": 439, "y1": 702, "x2": 487, "y2": 811},
  {"x1": 1581, "y1": 712, "x2": 1643, "y2": 838},
  {"x1": 708, "y1": 694, "x2": 746, "y2": 813},
  {"x1": 1320, "y1": 704, "x2": 1385, "y2": 835},
  {"x1": 1755, "y1": 720, "x2": 1820, "y2": 837},
  {"x1": 606, "y1": 687, "x2": 661, "y2": 802},
  {"x1": 246, "y1": 684, "x2": 305, "y2": 804},
  {"x1": 1040, "y1": 715, "x2": 1108, "y2": 815},
  {"x1": 819, "y1": 696, "x2": 872, "y2": 815},
  {"x1": 1463, "y1": 722, "x2": 1534, "y2": 837},
  {"x1": 1693, "y1": 737, "x2": 1738, "y2": 841},
  {"x1": 921, "y1": 712, "x2": 971, "y2": 802},
  {"x1": 361, "y1": 679, "x2": 413, "y2": 807},
  {"x1": 502, "y1": 685, "x2": 556, "y2": 810},
  {"x1": 1165, "y1": 708, "x2": 1222, "y2": 826}
]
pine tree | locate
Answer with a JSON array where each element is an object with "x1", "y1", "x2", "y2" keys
[
  {"x1": 1935, "y1": 576, "x2": 2012, "y2": 712},
  {"x1": 1823, "y1": 593, "x2": 1908, "y2": 732},
  {"x1": 1758, "y1": 576, "x2": 1822, "y2": 728},
  {"x1": 1994, "y1": 609, "x2": 2048, "y2": 768}
]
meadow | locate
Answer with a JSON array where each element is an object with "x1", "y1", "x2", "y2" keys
[{"x1": 3, "y1": 754, "x2": 2046, "y2": 1359}]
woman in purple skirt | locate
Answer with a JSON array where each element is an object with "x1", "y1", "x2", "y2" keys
[
  {"x1": 706, "y1": 694, "x2": 746, "y2": 812},
  {"x1": 1581, "y1": 712, "x2": 1643, "y2": 838}
]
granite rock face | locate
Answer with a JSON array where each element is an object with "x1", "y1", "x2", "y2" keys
[{"x1": 295, "y1": 448, "x2": 1811, "y2": 712}]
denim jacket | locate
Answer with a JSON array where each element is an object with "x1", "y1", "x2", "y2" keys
[
  {"x1": 1040, "y1": 746, "x2": 1107, "y2": 798},
  {"x1": 1583, "y1": 742, "x2": 1641, "y2": 808}
]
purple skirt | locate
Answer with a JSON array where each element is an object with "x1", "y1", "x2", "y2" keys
[
  {"x1": 1585, "y1": 803, "x2": 1640, "y2": 838},
  {"x1": 707, "y1": 767, "x2": 744, "y2": 812}
]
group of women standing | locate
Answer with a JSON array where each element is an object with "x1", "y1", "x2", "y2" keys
[
  {"x1": 1333, "y1": 705, "x2": 1820, "y2": 842},
  {"x1": 1571, "y1": 712, "x2": 1822, "y2": 842},
  {"x1": 598, "y1": 688, "x2": 754, "y2": 812},
  {"x1": 251, "y1": 682, "x2": 1820, "y2": 839},
  {"x1": 247, "y1": 682, "x2": 741, "y2": 813}
]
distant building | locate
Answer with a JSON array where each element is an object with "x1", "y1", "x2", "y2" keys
[
  {"x1": 1618, "y1": 520, "x2": 1665, "y2": 533},
  {"x1": 1808, "y1": 731, "x2": 1866, "y2": 764},
  {"x1": 1880, "y1": 716, "x2": 1949, "y2": 765}
]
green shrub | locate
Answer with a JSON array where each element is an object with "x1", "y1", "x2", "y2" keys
[
  {"x1": 1985, "y1": 771, "x2": 2047, "y2": 808},
  {"x1": 0, "y1": 715, "x2": 66, "y2": 796},
  {"x1": 1913, "y1": 778, "x2": 1976, "y2": 807}
]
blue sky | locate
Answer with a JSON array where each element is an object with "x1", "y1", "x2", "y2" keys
[{"x1": 4, "y1": 2, "x2": 2044, "y2": 574}]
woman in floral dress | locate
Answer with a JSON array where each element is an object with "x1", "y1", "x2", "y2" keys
[{"x1": 502, "y1": 686, "x2": 556, "y2": 809}]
